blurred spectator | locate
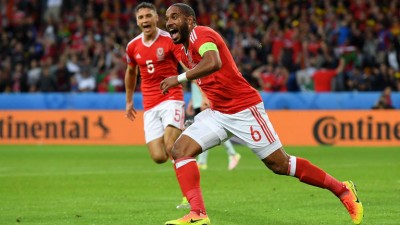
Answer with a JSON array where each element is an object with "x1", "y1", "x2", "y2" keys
[
  {"x1": 296, "y1": 55, "x2": 318, "y2": 92},
  {"x1": 0, "y1": 57, "x2": 13, "y2": 92},
  {"x1": 372, "y1": 87, "x2": 395, "y2": 109},
  {"x1": 312, "y1": 58, "x2": 345, "y2": 92},
  {"x1": 97, "y1": 68, "x2": 124, "y2": 92},
  {"x1": 66, "y1": 53, "x2": 80, "y2": 75},
  {"x1": 27, "y1": 59, "x2": 41, "y2": 91},
  {"x1": 0, "y1": 68, "x2": 11, "y2": 92},
  {"x1": 37, "y1": 67, "x2": 57, "y2": 92},
  {"x1": 44, "y1": 0, "x2": 63, "y2": 23},
  {"x1": 347, "y1": 66, "x2": 369, "y2": 91},
  {"x1": 386, "y1": 42, "x2": 399, "y2": 72},
  {"x1": 76, "y1": 68, "x2": 96, "y2": 92},
  {"x1": 362, "y1": 30, "x2": 378, "y2": 67},
  {"x1": 53, "y1": 59, "x2": 72, "y2": 92},
  {"x1": 10, "y1": 63, "x2": 28, "y2": 92},
  {"x1": 241, "y1": 48, "x2": 262, "y2": 88},
  {"x1": 252, "y1": 63, "x2": 276, "y2": 92},
  {"x1": 70, "y1": 76, "x2": 78, "y2": 92}
]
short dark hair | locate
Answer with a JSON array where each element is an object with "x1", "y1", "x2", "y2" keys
[
  {"x1": 171, "y1": 3, "x2": 196, "y2": 23},
  {"x1": 135, "y1": 2, "x2": 157, "y2": 14}
]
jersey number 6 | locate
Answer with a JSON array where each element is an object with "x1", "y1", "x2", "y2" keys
[{"x1": 250, "y1": 126, "x2": 261, "y2": 142}]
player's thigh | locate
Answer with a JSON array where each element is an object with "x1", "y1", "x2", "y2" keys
[
  {"x1": 143, "y1": 108, "x2": 164, "y2": 143},
  {"x1": 215, "y1": 103, "x2": 283, "y2": 159},
  {"x1": 160, "y1": 100, "x2": 185, "y2": 130},
  {"x1": 144, "y1": 100, "x2": 184, "y2": 143},
  {"x1": 164, "y1": 125, "x2": 182, "y2": 151},
  {"x1": 183, "y1": 109, "x2": 230, "y2": 152}
]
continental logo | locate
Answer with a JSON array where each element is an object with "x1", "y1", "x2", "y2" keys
[
  {"x1": 313, "y1": 116, "x2": 400, "y2": 145},
  {"x1": 0, "y1": 115, "x2": 109, "y2": 140}
]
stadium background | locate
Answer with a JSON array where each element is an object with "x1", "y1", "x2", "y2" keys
[
  {"x1": 0, "y1": 0, "x2": 399, "y2": 146},
  {"x1": 0, "y1": 1, "x2": 399, "y2": 225}
]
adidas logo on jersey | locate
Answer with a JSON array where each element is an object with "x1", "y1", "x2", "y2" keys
[{"x1": 136, "y1": 53, "x2": 141, "y2": 59}]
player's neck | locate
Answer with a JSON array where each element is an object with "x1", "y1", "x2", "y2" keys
[{"x1": 143, "y1": 28, "x2": 158, "y2": 44}]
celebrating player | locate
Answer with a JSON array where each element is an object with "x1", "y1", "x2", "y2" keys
[
  {"x1": 124, "y1": 2, "x2": 189, "y2": 209},
  {"x1": 160, "y1": 3, "x2": 364, "y2": 225}
]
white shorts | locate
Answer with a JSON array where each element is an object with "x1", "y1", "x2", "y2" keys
[
  {"x1": 143, "y1": 100, "x2": 185, "y2": 143},
  {"x1": 183, "y1": 102, "x2": 282, "y2": 159}
]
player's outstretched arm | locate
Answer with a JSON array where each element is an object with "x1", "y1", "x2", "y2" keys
[{"x1": 125, "y1": 65, "x2": 138, "y2": 121}]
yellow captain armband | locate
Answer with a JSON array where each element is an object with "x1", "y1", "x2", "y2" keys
[{"x1": 199, "y1": 42, "x2": 218, "y2": 57}]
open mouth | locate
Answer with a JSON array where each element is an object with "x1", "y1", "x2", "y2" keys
[
  {"x1": 142, "y1": 24, "x2": 151, "y2": 31},
  {"x1": 169, "y1": 28, "x2": 179, "y2": 40}
]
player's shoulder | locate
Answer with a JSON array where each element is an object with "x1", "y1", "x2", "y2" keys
[
  {"x1": 159, "y1": 29, "x2": 172, "y2": 38},
  {"x1": 191, "y1": 26, "x2": 218, "y2": 40},
  {"x1": 194, "y1": 26, "x2": 216, "y2": 34},
  {"x1": 126, "y1": 33, "x2": 143, "y2": 48}
]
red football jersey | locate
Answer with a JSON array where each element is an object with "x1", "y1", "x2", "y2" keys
[
  {"x1": 126, "y1": 28, "x2": 184, "y2": 110},
  {"x1": 312, "y1": 69, "x2": 337, "y2": 92},
  {"x1": 181, "y1": 26, "x2": 262, "y2": 114}
]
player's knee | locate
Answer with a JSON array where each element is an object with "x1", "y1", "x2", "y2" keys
[
  {"x1": 171, "y1": 140, "x2": 192, "y2": 160},
  {"x1": 171, "y1": 145, "x2": 184, "y2": 160},
  {"x1": 151, "y1": 154, "x2": 168, "y2": 164},
  {"x1": 164, "y1": 142, "x2": 174, "y2": 156}
]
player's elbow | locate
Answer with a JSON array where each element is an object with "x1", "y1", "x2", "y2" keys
[
  {"x1": 208, "y1": 58, "x2": 222, "y2": 73},
  {"x1": 215, "y1": 58, "x2": 222, "y2": 70}
]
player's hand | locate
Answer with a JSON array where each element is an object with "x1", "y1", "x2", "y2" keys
[
  {"x1": 125, "y1": 101, "x2": 137, "y2": 122},
  {"x1": 160, "y1": 76, "x2": 179, "y2": 95}
]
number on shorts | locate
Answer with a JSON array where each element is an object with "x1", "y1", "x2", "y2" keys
[
  {"x1": 250, "y1": 126, "x2": 261, "y2": 142},
  {"x1": 174, "y1": 109, "x2": 181, "y2": 122}
]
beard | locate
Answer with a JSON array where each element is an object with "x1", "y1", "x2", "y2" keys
[{"x1": 175, "y1": 21, "x2": 190, "y2": 44}]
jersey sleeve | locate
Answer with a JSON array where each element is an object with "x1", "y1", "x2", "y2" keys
[
  {"x1": 171, "y1": 43, "x2": 183, "y2": 62},
  {"x1": 125, "y1": 45, "x2": 137, "y2": 67},
  {"x1": 192, "y1": 28, "x2": 218, "y2": 57},
  {"x1": 328, "y1": 70, "x2": 337, "y2": 78}
]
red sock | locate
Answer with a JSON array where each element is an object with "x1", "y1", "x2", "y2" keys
[
  {"x1": 288, "y1": 156, "x2": 347, "y2": 197},
  {"x1": 174, "y1": 157, "x2": 206, "y2": 215},
  {"x1": 173, "y1": 163, "x2": 186, "y2": 197}
]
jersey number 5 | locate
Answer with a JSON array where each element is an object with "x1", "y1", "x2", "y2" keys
[
  {"x1": 174, "y1": 109, "x2": 181, "y2": 122},
  {"x1": 146, "y1": 60, "x2": 155, "y2": 74}
]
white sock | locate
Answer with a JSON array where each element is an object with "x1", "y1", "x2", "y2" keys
[
  {"x1": 197, "y1": 151, "x2": 209, "y2": 165},
  {"x1": 288, "y1": 156, "x2": 297, "y2": 176},
  {"x1": 223, "y1": 140, "x2": 236, "y2": 156}
]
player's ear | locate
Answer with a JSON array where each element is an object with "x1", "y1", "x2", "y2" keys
[
  {"x1": 155, "y1": 13, "x2": 159, "y2": 23},
  {"x1": 188, "y1": 16, "x2": 195, "y2": 26},
  {"x1": 136, "y1": 16, "x2": 140, "y2": 26}
]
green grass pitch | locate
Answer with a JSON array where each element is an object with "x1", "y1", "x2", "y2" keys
[{"x1": 0, "y1": 145, "x2": 399, "y2": 225}]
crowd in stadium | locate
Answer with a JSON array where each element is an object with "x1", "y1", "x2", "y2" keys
[{"x1": 1, "y1": 0, "x2": 399, "y2": 94}]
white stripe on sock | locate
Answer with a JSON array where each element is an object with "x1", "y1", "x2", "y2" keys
[
  {"x1": 175, "y1": 158, "x2": 196, "y2": 169},
  {"x1": 289, "y1": 156, "x2": 297, "y2": 176}
]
